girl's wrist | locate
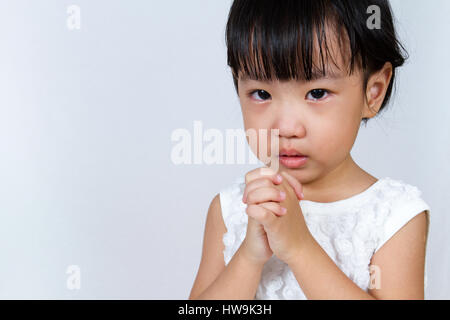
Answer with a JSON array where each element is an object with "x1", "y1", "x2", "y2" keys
[
  {"x1": 238, "y1": 242, "x2": 269, "y2": 269},
  {"x1": 285, "y1": 233, "x2": 315, "y2": 268}
]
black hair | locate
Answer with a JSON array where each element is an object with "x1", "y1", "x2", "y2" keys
[{"x1": 225, "y1": 0, "x2": 408, "y2": 125}]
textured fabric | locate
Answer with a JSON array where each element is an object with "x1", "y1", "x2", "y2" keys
[{"x1": 219, "y1": 176, "x2": 430, "y2": 300}]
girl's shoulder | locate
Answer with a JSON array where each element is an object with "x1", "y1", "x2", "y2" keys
[
  {"x1": 372, "y1": 177, "x2": 431, "y2": 253},
  {"x1": 377, "y1": 176, "x2": 426, "y2": 201},
  {"x1": 374, "y1": 177, "x2": 430, "y2": 223}
]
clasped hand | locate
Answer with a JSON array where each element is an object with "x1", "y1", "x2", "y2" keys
[{"x1": 242, "y1": 168, "x2": 313, "y2": 265}]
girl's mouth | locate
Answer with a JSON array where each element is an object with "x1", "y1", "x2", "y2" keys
[{"x1": 278, "y1": 155, "x2": 308, "y2": 168}]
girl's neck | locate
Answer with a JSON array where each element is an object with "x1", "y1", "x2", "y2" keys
[{"x1": 301, "y1": 155, "x2": 378, "y2": 203}]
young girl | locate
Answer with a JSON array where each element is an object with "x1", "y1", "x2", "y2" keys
[{"x1": 189, "y1": 0, "x2": 430, "y2": 300}]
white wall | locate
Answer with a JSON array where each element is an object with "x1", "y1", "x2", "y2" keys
[{"x1": 0, "y1": 0, "x2": 448, "y2": 299}]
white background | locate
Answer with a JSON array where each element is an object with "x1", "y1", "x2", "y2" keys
[{"x1": 0, "y1": 0, "x2": 448, "y2": 299}]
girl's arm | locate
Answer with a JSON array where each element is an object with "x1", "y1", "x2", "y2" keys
[
  {"x1": 287, "y1": 211, "x2": 428, "y2": 300},
  {"x1": 189, "y1": 194, "x2": 264, "y2": 300},
  {"x1": 368, "y1": 211, "x2": 428, "y2": 299}
]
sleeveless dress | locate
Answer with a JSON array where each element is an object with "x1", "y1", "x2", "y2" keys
[{"x1": 219, "y1": 176, "x2": 431, "y2": 299}]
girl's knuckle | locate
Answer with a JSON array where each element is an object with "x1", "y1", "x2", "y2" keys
[{"x1": 274, "y1": 204, "x2": 284, "y2": 214}]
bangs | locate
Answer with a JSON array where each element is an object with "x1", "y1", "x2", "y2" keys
[{"x1": 226, "y1": 0, "x2": 364, "y2": 85}]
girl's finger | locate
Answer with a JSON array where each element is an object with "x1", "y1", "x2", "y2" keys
[
  {"x1": 243, "y1": 177, "x2": 276, "y2": 204},
  {"x1": 246, "y1": 187, "x2": 286, "y2": 205},
  {"x1": 246, "y1": 204, "x2": 277, "y2": 229},
  {"x1": 260, "y1": 201, "x2": 287, "y2": 217},
  {"x1": 243, "y1": 168, "x2": 283, "y2": 203},
  {"x1": 280, "y1": 171, "x2": 304, "y2": 200},
  {"x1": 245, "y1": 167, "x2": 282, "y2": 186}
]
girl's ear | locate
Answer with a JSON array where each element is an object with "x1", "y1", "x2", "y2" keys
[{"x1": 362, "y1": 62, "x2": 393, "y2": 119}]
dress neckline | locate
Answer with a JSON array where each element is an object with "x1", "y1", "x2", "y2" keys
[{"x1": 299, "y1": 178, "x2": 386, "y2": 214}]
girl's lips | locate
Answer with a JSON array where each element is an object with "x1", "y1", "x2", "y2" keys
[
  {"x1": 278, "y1": 155, "x2": 308, "y2": 168},
  {"x1": 279, "y1": 148, "x2": 306, "y2": 157}
]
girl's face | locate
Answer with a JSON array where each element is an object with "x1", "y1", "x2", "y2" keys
[
  {"x1": 237, "y1": 40, "x2": 391, "y2": 187},
  {"x1": 238, "y1": 66, "x2": 364, "y2": 184}
]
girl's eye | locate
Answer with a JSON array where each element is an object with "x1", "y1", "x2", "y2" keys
[
  {"x1": 306, "y1": 89, "x2": 329, "y2": 101},
  {"x1": 248, "y1": 89, "x2": 271, "y2": 101}
]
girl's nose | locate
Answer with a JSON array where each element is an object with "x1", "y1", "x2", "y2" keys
[{"x1": 273, "y1": 103, "x2": 307, "y2": 139}]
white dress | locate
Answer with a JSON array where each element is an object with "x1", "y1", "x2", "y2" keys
[{"x1": 219, "y1": 176, "x2": 431, "y2": 299}]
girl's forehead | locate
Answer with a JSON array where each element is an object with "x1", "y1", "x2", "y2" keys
[
  {"x1": 234, "y1": 20, "x2": 357, "y2": 85},
  {"x1": 237, "y1": 42, "x2": 355, "y2": 84}
]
